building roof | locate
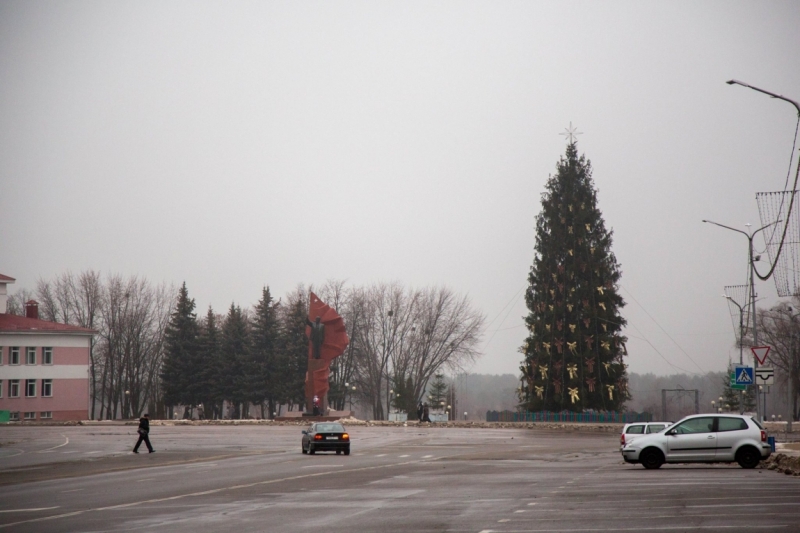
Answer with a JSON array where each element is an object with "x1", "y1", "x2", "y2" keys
[
  {"x1": 0, "y1": 313, "x2": 95, "y2": 334},
  {"x1": 0, "y1": 274, "x2": 16, "y2": 282}
]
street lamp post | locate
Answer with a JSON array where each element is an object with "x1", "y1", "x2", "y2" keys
[
  {"x1": 724, "y1": 294, "x2": 747, "y2": 414},
  {"x1": 704, "y1": 219, "x2": 780, "y2": 421},
  {"x1": 727, "y1": 78, "x2": 800, "y2": 424},
  {"x1": 723, "y1": 295, "x2": 746, "y2": 366}
]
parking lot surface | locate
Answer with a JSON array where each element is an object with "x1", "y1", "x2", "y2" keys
[{"x1": 0, "y1": 424, "x2": 797, "y2": 532}]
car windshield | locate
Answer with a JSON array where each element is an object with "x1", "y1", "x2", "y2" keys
[{"x1": 315, "y1": 423, "x2": 345, "y2": 433}]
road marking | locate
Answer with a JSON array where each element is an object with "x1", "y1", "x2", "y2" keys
[
  {"x1": 376, "y1": 454, "x2": 386, "y2": 457},
  {"x1": 514, "y1": 510, "x2": 526, "y2": 513},
  {"x1": 481, "y1": 526, "x2": 788, "y2": 531},
  {"x1": 183, "y1": 463, "x2": 217, "y2": 468},
  {"x1": 60, "y1": 489, "x2": 84, "y2": 494},
  {"x1": 136, "y1": 479, "x2": 154, "y2": 483},
  {"x1": 38, "y1": 435, "x2": 69, "y2": 453},
  {"x1": 399, "y1": 455, "x2": 410, "y2": 457},
  {"x1": 422, "y1": 454, "x2": 433, "y2": 458},
  {"x1": 527, "y1": 503, "x2": 537, "y2": 506},
  {"x1": 0, "y1": 507, "x2": 59, "y2": 514},
  {"x1": 523, "y1": 502, "x2": 800, "y2": 513},
  {"x1": 301, "y1": 465, "x2": 344, "y2": 469},
  {"x1": 498, "y1": 519, "x2": 510, "y2": 523},
  {"x1": 0, "y1": 449, "x2": 25, "y2": 458}
]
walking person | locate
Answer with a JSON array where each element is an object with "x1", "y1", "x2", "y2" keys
[{"x1": 133, "y1": 413, "x2": 155, "y2": 453}]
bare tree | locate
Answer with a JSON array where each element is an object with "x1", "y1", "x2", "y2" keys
[
  {"x1": 6, "y1": 288, "x2": 35, "y2": 315},
  {"x1": 757, "y1": 301, "x2": 800, "y2": 422},
  {"x1": 349, "y1": 283, "x2": 484, "y2": 419},
  {"x1": 34, "y1": 272, "x2": 104, "y2": 416}
]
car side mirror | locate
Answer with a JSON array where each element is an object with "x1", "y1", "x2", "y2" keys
[
  {"x1": 665, "y1": 429, "x2": 675, "y2": 436},
  {"x1": 301, "y1": 430, "x2": 307, "y2": 435}
]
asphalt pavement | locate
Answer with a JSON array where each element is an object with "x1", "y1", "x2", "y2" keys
[{"x1": 0, "y1": 424, "x2": 798, "y2": 532}]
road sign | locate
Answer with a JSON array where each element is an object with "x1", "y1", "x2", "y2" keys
[
  {"x1": 755, "y1": 367, "x2": 775, "y2": 385},
  {"x1": 730, "y1": 371, "x2": 746, "y2": 390},
  {"x1": 735, "y1": 366, "x2": 754, "y2": 385},
  {"x1": 751, "y1": 346, "x2": 771, "y2": 365}
]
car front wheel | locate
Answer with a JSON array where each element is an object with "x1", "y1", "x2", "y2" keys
[
  {"x1": 640, "y1": 448, "x2": 664, "y2": 470},
  {"x1": 344, "y1": 448, "x2": 350, "y2": 456},
  {"x1": 736, "y1": 446, "x2": 761, "y2": 469}
]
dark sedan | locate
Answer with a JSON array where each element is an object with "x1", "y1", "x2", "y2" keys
[{"x1": 301, "y1": 422, "x2": 350, "y2": 455}]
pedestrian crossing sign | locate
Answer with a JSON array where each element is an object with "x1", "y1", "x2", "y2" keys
[{"x1": 734, "y1": 366, "x2": 754, "y2": 385}]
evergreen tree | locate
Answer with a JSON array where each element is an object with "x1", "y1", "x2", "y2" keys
[
  {"x1": 220, "y1": 303, "x2": 249, "y2": 418},
  {"x1": 427, "y1": 372, "x2": 448, "y2": 410},
  {"x1": 720, "y1": 370, "x2": 741, "y2": 413},
  {"x1": 520, "y1": 142, "x2": 629, "y2": 412},
  {"x1": 250, "y1": 287, "x2": 279, "y2": 418},
  {"x1": 277, "y1": 294, "x2": 308, "y2": 410},
  {"x1": 161, "y1": 283, "x2": 200, "y2": 409},
  {"x1": 197, "y1": 306, "x2": 222, "y2": 418}
]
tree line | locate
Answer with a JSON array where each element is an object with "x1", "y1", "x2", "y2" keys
[{"x1": 8, "y1": 273, "x2": 484, "y2": 420}]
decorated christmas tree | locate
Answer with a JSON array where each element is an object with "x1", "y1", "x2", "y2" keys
[{"x1": 520, "y1": 138, "x2": 628, "y2": 412}]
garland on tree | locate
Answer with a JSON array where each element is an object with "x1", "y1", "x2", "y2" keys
[{"x1": 519, "y1": 141, "x2": 629, "y2": 412}]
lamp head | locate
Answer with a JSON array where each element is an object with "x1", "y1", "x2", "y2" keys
[{"x1": 726, "y1": 80, "x2": 736, "y2": 85}]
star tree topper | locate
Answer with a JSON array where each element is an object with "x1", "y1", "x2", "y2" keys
[{"x1": 560, "y1": 121, "x2": 583, "y2": 144}]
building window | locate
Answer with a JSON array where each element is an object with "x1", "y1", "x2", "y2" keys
[
  {"x1": 0, "y1": 346, "x2": 3, "y2": 365},
  {"x1": 9, "y1": 412, "x2": 19, "y2": 421},
  {"x1": 40, "y1": 411, "x2": 52, "y2": 419},
  {"x1": 9, "y1": 380, "x2": 20, "y2": 398},
  {"x1": 23, "y1": 412, "x2": 36, "y2": 420},
  {"x1": 25, "y1": 379, "x2": 36, "y2": 397},
  {"x1": 9, "y1": 347, "x2": 20, "y2": 365},
  {"x1": 42, "y1": 347, "x2": 53, "y2": 365},
  {"x1": 42, "y1": 379, "x2": 52, "y2": 397},
  {"x1": 26, "y1": 347, "x2": 36, "y2": 365},
  {"x1": 0, "y1": 381, "x2": 2, "y2": 397}
]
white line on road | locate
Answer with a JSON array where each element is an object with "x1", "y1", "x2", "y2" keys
[
  {"x1": 376, "y1": 454, "x2": 386, "y2": 457},
  {"x1": 37, "y1": 435, "x2": 69, "y2": 453},
  {"x1": 0, "y1": 507, "x2": 59, "y2": 514},
  {"x1": 523, "y1": 502, "x2": 800, "y2": 512},
  {"x1": 301, "y1": 465, "x2": 344, "y2": 469},
  {"x1": 422, "y1": 455, "x2": 434, "y2": 458},
  {"x1": 60, "y1": 489, "x2": 84, "y2": 493},
  {"x1": 484, "y1": 526, "x2": 787, "y2": 531},
  {"x1": 399, "y1": 455, "x2": 410, "y2": 457}
]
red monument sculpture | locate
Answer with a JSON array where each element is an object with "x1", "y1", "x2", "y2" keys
[{"x1": 304, "y1": 292, "x2": 349, "y2": 416}]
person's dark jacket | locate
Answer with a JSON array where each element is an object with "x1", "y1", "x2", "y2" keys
[{"x1": 138, "y1": 417, "x2": 150, "y2": 433}]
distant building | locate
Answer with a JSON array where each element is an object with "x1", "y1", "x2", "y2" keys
[{"x1": 0, "y1": 274, "x2": 94, "y2": 421}]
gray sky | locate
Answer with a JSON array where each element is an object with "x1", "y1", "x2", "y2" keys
[{"x1": 2, "y1": 1, "x2": 799, "y2": 377}]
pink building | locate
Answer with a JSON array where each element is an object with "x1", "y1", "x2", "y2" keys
[{"x1": 0, "y1": 274, "x2": 94, "y2": 421}]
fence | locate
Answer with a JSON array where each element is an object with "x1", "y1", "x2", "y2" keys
[{"x1": 485, "y1": 410, "x2": 652, "y2": 423}]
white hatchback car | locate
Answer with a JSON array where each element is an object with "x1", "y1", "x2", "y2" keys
[
  {"x1": 620, "y1": 421, "x2": 672, "y2": 451},
  {"x1": 621, "y1": 414, "x2": 771, "y2": 469}
]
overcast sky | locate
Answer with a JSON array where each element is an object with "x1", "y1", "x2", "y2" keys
[{"x1": 2, "y1": 1, "x2": 799, "y2": 378}]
